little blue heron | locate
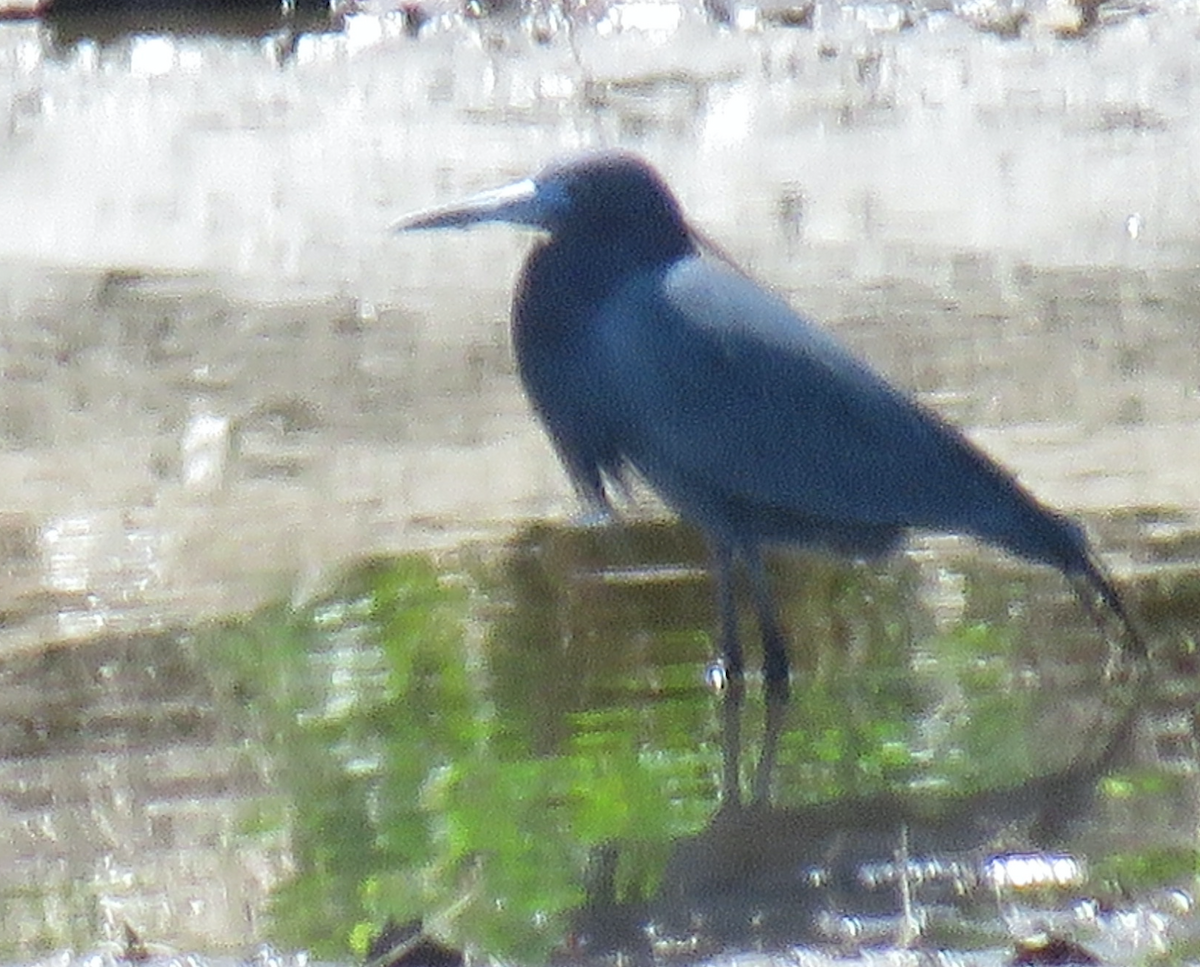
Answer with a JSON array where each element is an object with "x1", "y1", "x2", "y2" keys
[{"x1": 396, "y1": 151, "x2": 1142, "y2": 684}]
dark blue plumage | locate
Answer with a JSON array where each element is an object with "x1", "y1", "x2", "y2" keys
[{"x1": 396, "y1": 150, "x2": 1141, "y2": 684}]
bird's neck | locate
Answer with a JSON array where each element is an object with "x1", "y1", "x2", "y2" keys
[{"x1": 517, "y1": 228, "x2": 694, "y2": 334}]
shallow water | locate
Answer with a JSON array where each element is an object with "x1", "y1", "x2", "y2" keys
[{"x1": 0, "y1": 1, "x2": 1199, "y2": 963}]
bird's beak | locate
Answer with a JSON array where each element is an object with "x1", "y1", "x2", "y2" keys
[{"x1": 393, "y1": 177, "x2": 546, "y2": 232}]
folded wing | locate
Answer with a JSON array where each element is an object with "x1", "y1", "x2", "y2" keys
[{"x1": 595, "y1": 255, "x2": 1060, "y2": 556}]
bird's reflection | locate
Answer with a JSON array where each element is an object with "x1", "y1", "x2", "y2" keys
[{"x1": 564, "y1": 671, "x2": 1144, "y2": 958}]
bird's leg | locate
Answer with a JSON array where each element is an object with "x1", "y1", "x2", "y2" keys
[
  {"x1": 751, "y1": 681, "x2": 788, "y2": 804},
  {"x1": 744, "y1": 546, "x2": 791, "y2": 688},
  {"x1": 712, "y1": 540, "x2": 744, "y2": 679},
  {"x1": 719, "y1": 674, "x2": 745, "y2": 805}
]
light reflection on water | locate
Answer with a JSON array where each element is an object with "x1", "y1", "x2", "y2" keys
[
  {"x1": 5, "y1": 542, "x2": 1195, "y2": 963},
  {"x1": 0, "y1": 1, "x2": 1198, "y2": 963}
]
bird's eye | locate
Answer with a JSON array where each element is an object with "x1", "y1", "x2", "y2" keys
[{"x1": 535, "y1": 179, "x2": 575, "y2": 220}]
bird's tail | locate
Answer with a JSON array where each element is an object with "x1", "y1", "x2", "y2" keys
[
  {"x1": 980, "y1": 498, "x2": 1146, "y2": 660},
  {"x1": 1036, "y1": 507, "x2": 1145, "y2": 660},
  {"x1": 1072, "y1": 555, "x2": 1146, "y2": 661}
]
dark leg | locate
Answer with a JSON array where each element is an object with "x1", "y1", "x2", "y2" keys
[
  {"x1": 744, "y1": 545, "x2": 790, "y2": 687},
  {"x1": 720, "y1": 674, "x2": 745, "y2": 805},
  {"x1": 751, "y1": 681, "x2": 788, "y2": 803},
  {"x1": 711, "y1": 540, "x2": 744, "y2": 678}
]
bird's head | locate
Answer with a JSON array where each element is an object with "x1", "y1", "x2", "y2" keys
[{"x1": 395, "y1": 151, "x2": 693, "y2": 258}]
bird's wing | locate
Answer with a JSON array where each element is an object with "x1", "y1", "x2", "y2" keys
[{"x1": 593, "y1": 256, "x2": 1016, "y2": 531}]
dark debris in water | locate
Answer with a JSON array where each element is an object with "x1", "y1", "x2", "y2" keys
[
  {"x1": 11, "y1": 0, "x2": 1156, "y2": 46},
  {"x1": 365, "y1": 919, "x2": 465, "y2": 967},
  {"x1": 1011, "y1": 932, "x2": 1101, "y2": 966},
  {"x1": 121, "y1": 923, "x2": 150, "y2": 964}
]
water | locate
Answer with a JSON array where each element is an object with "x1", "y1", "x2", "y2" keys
[{"x1": 0, "y1": 2, "x2": 1199, "y2": 963}]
